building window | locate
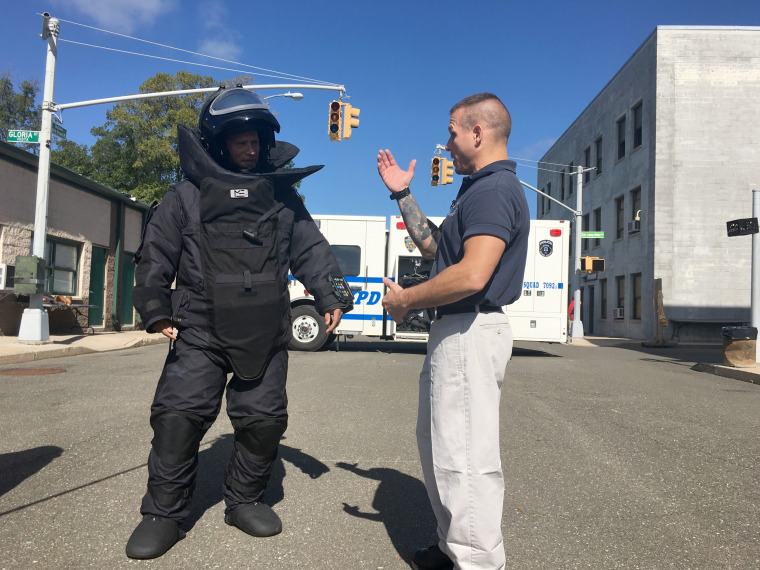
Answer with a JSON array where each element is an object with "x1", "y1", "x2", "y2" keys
[
  {"x1": 559, "y1": 169, "x2": 565, "y2": 201},
  {"x1": 615, "y1": 195, "x2": 625, "y2": 239},
  {"x1": 546, "y1": 182, "x2": 551, "y2": 212},
  {"x1": 616, "y1": 276, "x2": 625, "y2": 318},
  {"x1": 593, "y1": 207, "x2": 602, "y2": 248},
  {"x1": 582, "y1": 213, "x2": 589, "y2": 251},
  {"x1": 583, "y1": 147, "x2": 591, "y2": 184},
  {"x1": 630, "y1": 187, "x2": 641, "y2": 221},
  {"x1": 632, "y1": 273, "x2": 642, "y2": 320},
  {"x1": 568, "y1": 162, "x2": 575, "y2": 196},
  {"x1": 633, "y1": 102, "x2": 643, "y2": 149},
  {"x1": 45, "y1": 239, "x2": 80, "y2": 296},
  {"x1": 600, "y1": 278, "x2": 607, "y2": 319},
  {"x1": 617, "y1": 116, "x2": 626, "y2": 160},
  {"x1": 595, "y1": 137, "x2": 603, "y2": 175}
]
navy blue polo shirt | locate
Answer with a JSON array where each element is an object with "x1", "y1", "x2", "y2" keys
[{"x1": 430, "y1": 160, "x2": 530, "y2": 308}]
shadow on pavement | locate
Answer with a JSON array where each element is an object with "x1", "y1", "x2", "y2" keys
[
  {"x1": 0, "y1": 445, "x2": 63, "y2": 497},
  {"x1": 185, "y1": 434, "x2": 331, "y2": 531},
  {"x1": 336, "y1": 461, "x2": 435, "y2": 564}
]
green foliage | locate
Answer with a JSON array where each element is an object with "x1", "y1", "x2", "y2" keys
[
  {"x1": 83, "y1": 70, "x2": 217, "y2": 201},
  {"x1": 0, "y1": 71, "x2": 41, "y2": 153}
]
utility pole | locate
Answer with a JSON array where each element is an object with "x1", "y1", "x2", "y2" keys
[
  {"x1": 753, "y1": 189, "x2": 760, "y2": 362},
  {"x1": 520, "y1": 164, "x2": 593, "y2": 341},
  {"x1": 17, "y1": 13, "x2": 59, "y2": 343},
  {"x1": 571, "y1": 164, "x2": 584, "y2": 338}
]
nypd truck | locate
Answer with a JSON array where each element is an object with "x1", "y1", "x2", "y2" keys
[{"x1": 288, "y1": 216, "x2": 570, "y2": 351}]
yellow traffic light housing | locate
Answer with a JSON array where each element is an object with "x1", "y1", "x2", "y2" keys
[
  {"x1": 581, "y1": 256, "x2": 605, "y2": 273},
  {"x1": 431, "y1": 157, "x2": 441, "y2": 186},
  {"x1": 342, "y1": 103, "x2": 360, "y2": 140},
  {"x1": 328, "y1": 101, "x2": 342, "y2": 141},
  {"x1": 439, "y1": 157, "x2": 454, "y2": 185}
]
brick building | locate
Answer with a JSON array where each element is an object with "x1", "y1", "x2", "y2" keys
[{"x1": 0, "y1": 140, "x2": 149, "y2": 335}]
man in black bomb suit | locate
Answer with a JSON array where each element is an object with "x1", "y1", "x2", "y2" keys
[{"x1": 126, "y1": 87, "x2": 353, "y2": 559}]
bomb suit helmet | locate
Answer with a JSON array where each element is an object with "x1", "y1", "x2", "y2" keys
[{"x1": 199, "y1": 86, "x2": 281, "y2": 170}]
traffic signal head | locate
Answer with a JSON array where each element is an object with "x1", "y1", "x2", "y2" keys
[
  {"x1": 581, "y1": 256, "x2": 605, "y2": 273},
  {"x1": 328, "y1": 101, "x2": 342, "y2": 141},
  {"x1": 439, "y1": 157, "x2": 454, "y2": 185},
  {"x1": 342, "y1": 103, "x2": 360, "y2": 140},
  {"x1": 431, "y1": 157, "x2": 441, "y2": 186}
]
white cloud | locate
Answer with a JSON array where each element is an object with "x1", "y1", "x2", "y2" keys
[
  {"x1": 61, "y1": 0, "x2": 177, "y2": 34},
  {"x1": 197, "y1": 39, "x2": 243, "y2": 62}
]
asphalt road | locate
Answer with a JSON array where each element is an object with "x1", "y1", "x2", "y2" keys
[{"x1": 0, "y1": 338, "x2": 758, "y2": 569}]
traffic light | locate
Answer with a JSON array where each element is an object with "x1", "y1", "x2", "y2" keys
[
  {"x1": 328, "y1": 101, "x2": 342, "y2": 141},
  {"x1": 431, "y1": 157, "x2": 441, "y2": 186},
  {"x1": 439, "y1": 157, "x2": 454, "y2": 185},
  {"x1": 342, "y1": 103, "x2": 360, "y2": 140},
  {"x1": 580, "y1": 256, "x2": 605, "y2": 273}
]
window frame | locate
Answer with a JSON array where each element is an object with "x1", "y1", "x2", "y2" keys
[
  {"x1": 44, "y1": 238, "x2": 80, "y2": 296},
  {"x1": 616, "y1": 115, "x2": 626, "y2": 160}
]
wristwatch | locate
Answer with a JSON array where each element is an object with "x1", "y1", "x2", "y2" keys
[{"x1": 389, "y1": 187, "x2": 411, "y2": 200}]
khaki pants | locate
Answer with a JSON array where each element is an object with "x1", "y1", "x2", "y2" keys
[{"x1": 417, "y1": 310, "x2": 513, "y2": 570}]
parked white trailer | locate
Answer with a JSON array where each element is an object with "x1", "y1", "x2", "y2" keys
[{"x1": 288, "y1": 215, "x2": 570, "y2": 350}]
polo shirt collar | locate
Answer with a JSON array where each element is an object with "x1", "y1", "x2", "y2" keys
[{"x1": 456, "y1": 160, "x2": 516, "y2": 199}]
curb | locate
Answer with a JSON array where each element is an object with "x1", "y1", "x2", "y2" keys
[
  {"x1": 0, "y1": 335, "x2": 169, "y2": 366},
  {"x1": 691, "y1": 362, "x2": 760, "y2": 385}
]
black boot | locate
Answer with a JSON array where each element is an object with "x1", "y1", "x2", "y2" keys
[
  {"x1": 411, "y1": 543, "x2": 454, "y2": 570},
  {"x1": 126, "y1": 515, "x2": 185, "y2": 559},
  {"x1": 225, "y1": 502, "x2": 282, "y2": 537}
]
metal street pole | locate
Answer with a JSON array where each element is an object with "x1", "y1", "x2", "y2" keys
[
  {"x1": 571, "y1": 165, "x2": 584, "y2": 338},
  {"x1": 752, "y1": 189, "x2": 760, "y2": 362},
  {"x1": 18, "y1": 14, "x2": 59, "y2": 343}
]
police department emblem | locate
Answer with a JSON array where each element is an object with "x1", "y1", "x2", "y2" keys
[
  {"x1": 405, "y1": 236, "x2": 416, "y2": 252},
  {"x1": 539, "y1": 239, "x2": 553, "y2": 257}
]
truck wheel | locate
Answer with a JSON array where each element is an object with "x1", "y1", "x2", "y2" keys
[{"x1": 289, "y1": 305, "x2": 327, "y2": 351}]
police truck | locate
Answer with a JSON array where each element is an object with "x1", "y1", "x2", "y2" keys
[{"x1": 288, "y1": 216, "x2": 569, "y2": 350}]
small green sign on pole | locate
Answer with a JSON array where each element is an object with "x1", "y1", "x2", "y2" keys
[
  {"x1": 582, "y1": 231, "x2": 605, "y2": 239},
  {"x1": 51, "y1": 123, "x2": 67, "y2": 139},
  {"x1": 7, "y1": 130, "x2": 40, "y2": 144}
]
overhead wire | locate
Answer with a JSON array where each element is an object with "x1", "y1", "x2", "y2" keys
[{"x1": 52, "y1": 16, "x2": 337, "y2": 86}]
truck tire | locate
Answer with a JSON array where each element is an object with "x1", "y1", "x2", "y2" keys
[{"x1": 289, "y1": 305, "x2": 327, "y2": 351}]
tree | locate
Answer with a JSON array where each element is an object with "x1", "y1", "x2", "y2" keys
[
  {"x1": 87, "y1": 70, "x2": 218, "y2": 202},
  {"x1": 51, "y1": 71, "x2": 302, "y2": 203},
  {"x1": 0, "y1": 71, "x2": 41, "y2": 153}
]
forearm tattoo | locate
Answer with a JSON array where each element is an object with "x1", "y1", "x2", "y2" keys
[{"x1": 398, "y1": 195, "x2": 439, "y2": 253}]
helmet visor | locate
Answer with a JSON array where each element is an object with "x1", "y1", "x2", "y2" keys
[{"x1": 209, "y1": 90, "x2": 270, "y2": 116}]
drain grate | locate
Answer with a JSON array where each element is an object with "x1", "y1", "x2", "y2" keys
[{"x1": 0, "y1": 368, "x2": 67, "y2": 376}]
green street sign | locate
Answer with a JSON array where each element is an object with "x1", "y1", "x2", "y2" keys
[
  {"x1": 51, "y1": 123, "x2": 67, "y2": 139},
  {"x1": 582, "y1": 231, "x2": 605, "y2": 239},
  {"x1": 7, "y1": 130, "x2": 40, "y2": 144}
]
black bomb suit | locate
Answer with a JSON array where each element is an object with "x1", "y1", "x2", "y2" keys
[{"x1": 131, "y1": 121, "x2": 352, "y2": 526}]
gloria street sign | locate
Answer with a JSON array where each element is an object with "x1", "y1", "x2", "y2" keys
[
  {"x1": 51, "y1": 123, "x2": 67, "y2": 139},
  {"x1": 7, "y1": 130, "x2": 40, "y2": 144},
  {"x1": 582, "y1": 231, "x2": 605, "y2": 239}
]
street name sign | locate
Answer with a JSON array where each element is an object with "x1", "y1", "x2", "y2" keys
[
  {"x1": 582, "y1": 231, "x2": 604, "y2": 239},
  {"x1": 726, "y1": 217, "x2": 759, "y2": 237},
  {"x1": 51, "y1": 123, "x2": 67, "y2": 139},
  {"x1": 7, "y1": 130, "x2": 40, "y2": 144}
]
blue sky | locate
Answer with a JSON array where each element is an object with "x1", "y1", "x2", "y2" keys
[{"x1": 3, "y1": 0, "x2": 760, "y2": 220}]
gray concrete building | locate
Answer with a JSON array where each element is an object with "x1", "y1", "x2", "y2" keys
[
  {"x1": 0, "y1": 140, "x2": 149, "y2": 335},
  {"x1": 537, "y1": 26, "x2": 760, "y2": 342}
]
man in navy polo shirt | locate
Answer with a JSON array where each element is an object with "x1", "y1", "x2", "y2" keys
[{"x1": 377, "y1": 93, "x2": 529, "y2": 570}]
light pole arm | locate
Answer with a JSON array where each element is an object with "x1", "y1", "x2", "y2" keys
[{"x1": 55, "y1": 83, "x2": 347, "y2": 111}]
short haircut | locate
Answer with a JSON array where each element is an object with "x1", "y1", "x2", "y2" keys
[{"x1": 450, "y1": 93, "x2": 511, "y2": 141}]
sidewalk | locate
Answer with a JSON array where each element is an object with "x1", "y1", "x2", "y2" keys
[
  {"x1": 1, "y1": 331, "x2": 758, "y2": 386},
  {"x1": 0, "y1": 330, "x2": 169, "y2": 365},
  {"x1": 569, "y1": 335, "x2": 760, "y2": 385}
]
